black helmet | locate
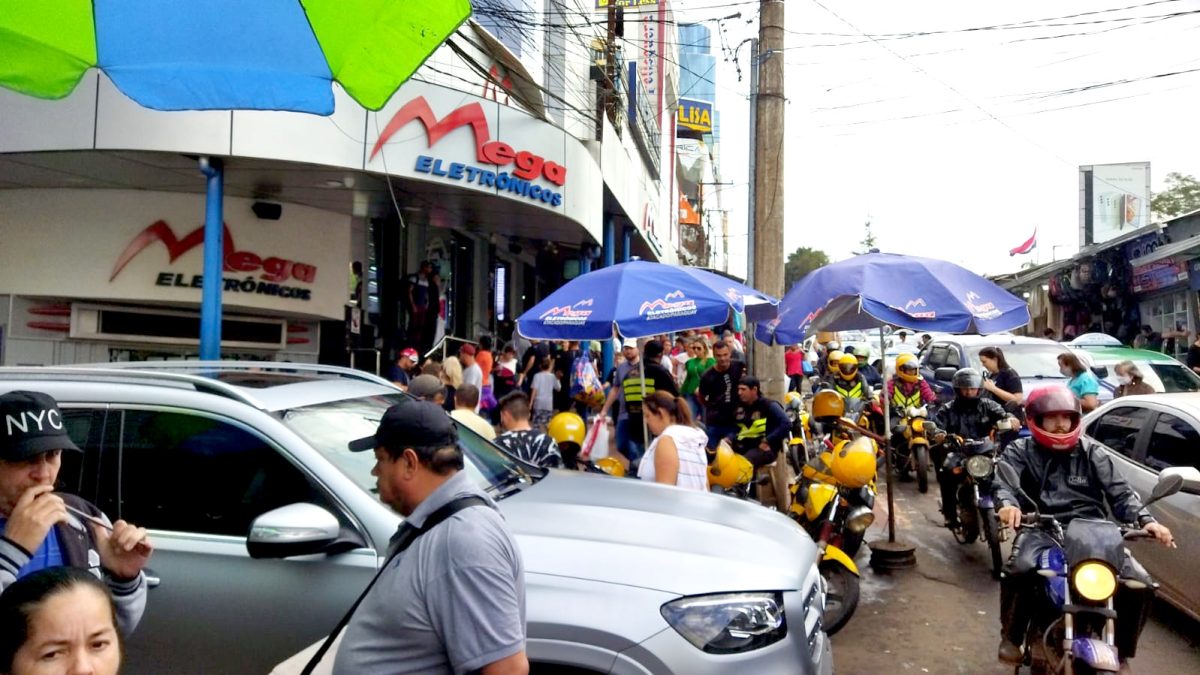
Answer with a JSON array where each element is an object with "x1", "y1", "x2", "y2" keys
[{"x1": 952, "y1": 367, "x2": 983, "y2": 394}]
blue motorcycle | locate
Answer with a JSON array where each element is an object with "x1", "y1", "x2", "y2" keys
[{"x1": 995, "y1": 463, "x2": 1183, "y2": 674}]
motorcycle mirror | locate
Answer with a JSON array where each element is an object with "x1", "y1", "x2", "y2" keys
[{"x1": 1144, "y1": 472, "x2": 1185, "y2": 510}]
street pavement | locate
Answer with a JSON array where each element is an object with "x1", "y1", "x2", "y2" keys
[{"x1": 829, "y1": 475, "x2": 1200, "y2": 674}]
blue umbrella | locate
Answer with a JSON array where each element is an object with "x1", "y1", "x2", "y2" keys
[
  {"x1": 756, "y1": 252, "x2": 1030, "y2": 346},
  {"x1": 754, "y1": 252, "x2": 1029, "y2": 547},
  {"x1": 517, "y1": 260, "x2": 778, "y2": 340}
]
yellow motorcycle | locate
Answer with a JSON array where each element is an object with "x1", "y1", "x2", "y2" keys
[
  {"x1": 895, "y1": 405, "x2": 936, "y2": 494},
  {"x1": 790, "y1": 436, "x2": 877, "y2": 635}
]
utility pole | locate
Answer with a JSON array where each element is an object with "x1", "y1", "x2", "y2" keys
[
  {"x1": 753, "y1": 1, "x2": 785, "y2": 402},
  {"x1": 746, "y1": 38, "x2": 758, "y2": 290},
  {"x1": 595, "y1": 4, "x2": 617, "y2": 141}
]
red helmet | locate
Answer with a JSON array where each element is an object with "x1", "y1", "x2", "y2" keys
[{"x1": 1025, "y1": 385, "x2": 1082, "y2": 451}]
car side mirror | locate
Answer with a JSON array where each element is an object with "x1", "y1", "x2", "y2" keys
[
  {"x1": 247, "y1": 503, "x2": 344, "y2": 559},
  {"x1": 1155, "y1": 466, "x2": 1200, "y2": 499},
  {"x1": 934, "y1": 367, "x2": 956, "y2": 383}
]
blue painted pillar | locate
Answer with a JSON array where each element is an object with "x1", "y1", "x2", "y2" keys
[
  {"x1": 198, "y1": 158, "x2": 224, "y2": 360},
  {"x1": 601, "y1": 217, "x2": 617, "y2": 379},
  {"x1": 579, "y1": 252, "x2": 592, "y2": 275},
  {"x1": 622, "y1": 225, "x2": 632, "y2": 263}
]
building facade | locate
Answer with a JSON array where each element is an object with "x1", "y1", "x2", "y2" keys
[{"x1": 0, "y1": 3, "x2": 688, "y2": 369}]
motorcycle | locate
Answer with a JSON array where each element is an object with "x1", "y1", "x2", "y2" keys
[
  {"x1": 893, "y1": 405, "x2": 936, "y2": 494},
  {"x1": 995, "y1": 462, "x2": 1184, "y2": 675},
  {"x1": 942, "y1": 434, "x2": 1006, "y2": 578},
  {"x1": 790, "y1": 436, "x2": 877, "y2": 635}
]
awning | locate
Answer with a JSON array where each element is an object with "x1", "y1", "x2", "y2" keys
[{"x1": 1128, "y1": 235, "x2": 1200, "y2": 267}]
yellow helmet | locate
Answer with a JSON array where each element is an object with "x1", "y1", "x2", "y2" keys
[
  {"x1": 826, "y1": 349, "x2": 844, "y2": 366},
  {"x1": 548, "y1": 412, "x2": 586, "y2": 448},
  {"x1": 895, "y1": 352, "x2": 920, "y2": 383},
  {"x1": 595, "y1": 457, "x2": 626, "y2": 477},
  {"x1": 708, "y1": 442, "x2": 754, "y2": 489},
  {"x1": 830, "y1": 437, "x2": 877, "y2": 488},
  {"x1": 784, "y1": 391, "x2": 803, "y2": 409},
  {"x1": 811, "y1": 389, "x2": 845, "y2": 419},
  {"x1": 837, "y1": 353, "x2": 859, "y2": 377}
]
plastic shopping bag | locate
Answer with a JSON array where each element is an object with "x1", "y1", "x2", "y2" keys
[{"x1": 581, "y1": 416, "x2": 609, "y2": 460}]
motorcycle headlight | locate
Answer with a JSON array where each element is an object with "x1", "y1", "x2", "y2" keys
[
  {"x1": 661, "y1": 592, "x2": 787, "y2": 654},
  {"x1": 1072, "y1": 562, "x2": 1117, "y2": 602},
  {"x1": 966, "y1": 455, "x2": 994, "y2": 479},
  {"x1": 845, "y1": 505, "x2": 875, "y2": 533},
  {"x1": 911, "y1": 419, "x2": 924, "y2": 432}
]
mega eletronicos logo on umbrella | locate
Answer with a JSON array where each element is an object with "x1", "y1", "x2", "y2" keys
[
  {"x1": 539, "y1": 299, "x2": 594, "y2": 325},
  {"x1": 964, "y1": 291, "x2": 1001, "y2": 320},
  {"x1": 639, "y1": 291, "x2": 697, "y2": 320}
]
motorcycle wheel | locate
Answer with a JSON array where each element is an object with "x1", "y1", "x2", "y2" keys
[
  {"x1": 915, "y1": 445, "x2": 930, "y2": 493},
  {"x1": 818, "y1": 560, "x2": 860, "y2": 636},
  {"x1": 980, "y1": 507, "x2": 1004, "y2": 580}
]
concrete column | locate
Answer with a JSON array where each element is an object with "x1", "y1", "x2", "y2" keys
[{"x1": 601, "y1": 217, "x2": 616, "y2": 378}]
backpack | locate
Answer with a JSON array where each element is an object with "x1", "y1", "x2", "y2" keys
[{"x1": 569, "y1": 354, "x2": 605, "y2": 408}]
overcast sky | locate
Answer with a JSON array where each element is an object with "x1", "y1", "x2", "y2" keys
[{"x1": 676, "y1": 0, "x2": 1200, "y2": 281}]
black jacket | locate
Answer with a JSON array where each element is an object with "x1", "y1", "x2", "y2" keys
[
  {"x1": 0, "y1": 494, "x2": 146, "y2": 635},
  {"x1": 993, "y1": 437, "x2": 1153, "y2": 526},
  {"x1": 731, "y1": 397, "x2": 791, "y2": 453},
  {"x1": 934, "y1": 396, "x2": 1008, "y2": 440}
]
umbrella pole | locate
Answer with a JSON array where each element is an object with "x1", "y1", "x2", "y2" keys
[
  {"x1": 881, "y1": 328, "x2": 896, "y2": 543},
  {"x1": 639, "y1": 353, "x2": 649, "y2": 462},
  {"x1": 198, "y1": 158, "x2": 224, "y2": 360}
]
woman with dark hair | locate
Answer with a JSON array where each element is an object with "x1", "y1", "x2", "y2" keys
[
  {"x1": 640, "y1": 391, "x2": 709, "y2": 491},
  {"x1": 1058, "y1": 352, "x2": 1101, "y2": 412},
  {"x1": 979, "y1": 346, "x2": 1023, "y2": 406},
  {"x1": 1114, "y1": 360, "x2": 1155, "y2": 397},
  {"x1": 0, "y1": 567, "x2": 122, "y2": 675}
]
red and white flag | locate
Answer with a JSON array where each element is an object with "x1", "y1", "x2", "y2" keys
[{"x1": 1009, "y1": 227, "x2": 1037, "y2": 256}]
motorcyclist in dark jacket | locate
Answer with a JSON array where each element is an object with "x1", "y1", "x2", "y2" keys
[
  {"x1": 727, "y1": 376, "x2": 790, "y2": 468},
  {"x1": 932, "y1": 368, "x2": 1016, "y2": 527},
  {"x1": 992, "y1": 385, "x2": 1174, "y2": 667}
]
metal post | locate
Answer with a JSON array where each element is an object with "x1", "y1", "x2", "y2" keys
[
  {"x1": 198, "y1": 157, "x2": 224, "y2": 360},
  {"x1": 881, "y1": 328, "x2": 896, "y2": 542},
  {"x1": 746, "y1": 38, "x2": 758, "y2": 290}
]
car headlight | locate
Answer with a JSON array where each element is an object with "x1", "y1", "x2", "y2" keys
[
  {"x1": 966, "y1": 455, "x2": 994, "y2": 479},
  {"x1": 1073, "y1": 562, "x2": 1117, "y2": 602},
  {"x1": 661, "y1": 592, "x2": 787, "y2": 654},
  {"x1": 844, "y1": 505, "x2": 875, "y2": 533}
]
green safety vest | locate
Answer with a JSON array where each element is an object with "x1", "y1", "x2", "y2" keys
[
  {"x1": 834, "y1": 378, "x2": 864, "y2": 400},
  {"x1": 623, "y1": 376, "x2": 652, "y2": 414},
  {"x1": 736, "y1": 417, "x2": 768, "y2": 441},
  {"x1": 892, "y1": 384, "x2": 923, "y2": 411}
]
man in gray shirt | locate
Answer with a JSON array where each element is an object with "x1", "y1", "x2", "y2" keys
[{"x1": 335, "y1": 401, "x2": 528, "y2": 675}]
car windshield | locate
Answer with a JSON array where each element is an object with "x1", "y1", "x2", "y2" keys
[
  {"x1": 968, "y1": 343, "x2": 1066, "y2": 379},
  {"x1": 279, "y1": 393, "x2": 539, "y2": 497}
]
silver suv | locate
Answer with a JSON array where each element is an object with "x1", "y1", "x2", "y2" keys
[{"x1": 0, "y1": 363, "x2": 831, "y2": 674}]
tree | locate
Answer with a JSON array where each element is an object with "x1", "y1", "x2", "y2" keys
[
  {"x1": 857, "y1": 220, "x2": 878, "y2": 254},
  {"x1": 1151, "y1": 172, "x2": 1200, "y2": 220},
  {"x1": 784, "y1": 246, "x2": 830, "y2": 290}
]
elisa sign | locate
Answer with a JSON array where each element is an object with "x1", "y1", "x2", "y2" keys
[
  {"x1": 677, "y1": 98, "x2": 713, "y2": 134},
  {"x1": 371, "y1": 97, "x2": 567, "y2": 207}
]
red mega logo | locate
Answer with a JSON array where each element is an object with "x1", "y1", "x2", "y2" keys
[
  {"x1": 110, "y1": 220, "x2": 316, "y2": 284},
  {"x1": 370, "y1": 96, "x2": 567, "y2": 187}
]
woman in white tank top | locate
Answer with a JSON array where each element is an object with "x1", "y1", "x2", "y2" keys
[{"x1": 639, "y1": 391, "x2": 710, "y2": 491}]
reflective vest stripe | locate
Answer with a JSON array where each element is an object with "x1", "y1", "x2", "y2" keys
[
  {"x1": 736, "y1": 417, "x2": 768, "y2": 441},
  {"x1": 892, "y1": 386, "x2": 922, "y2": 410},
  {"x1": 623, "y1": 377, "x2": 651, "y2": 402},
  {"x1": 835, "y1": 380, "x2": 863, "y2": 399}
]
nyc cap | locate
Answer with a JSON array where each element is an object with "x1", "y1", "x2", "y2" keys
[
  {"x1": 348, "y1": 400, "x2": 457, "y2": 452},
  {"x1": 0, "y1": 391, "x2": 82, "y2": 461}
]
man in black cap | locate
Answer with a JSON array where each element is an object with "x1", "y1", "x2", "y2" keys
[
  {"x1": 331, "y1": 400, "x2": 528, "y2": 675},
  {"x1": 0, "y1": 390, "x2": 152, "y2": 634}
]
